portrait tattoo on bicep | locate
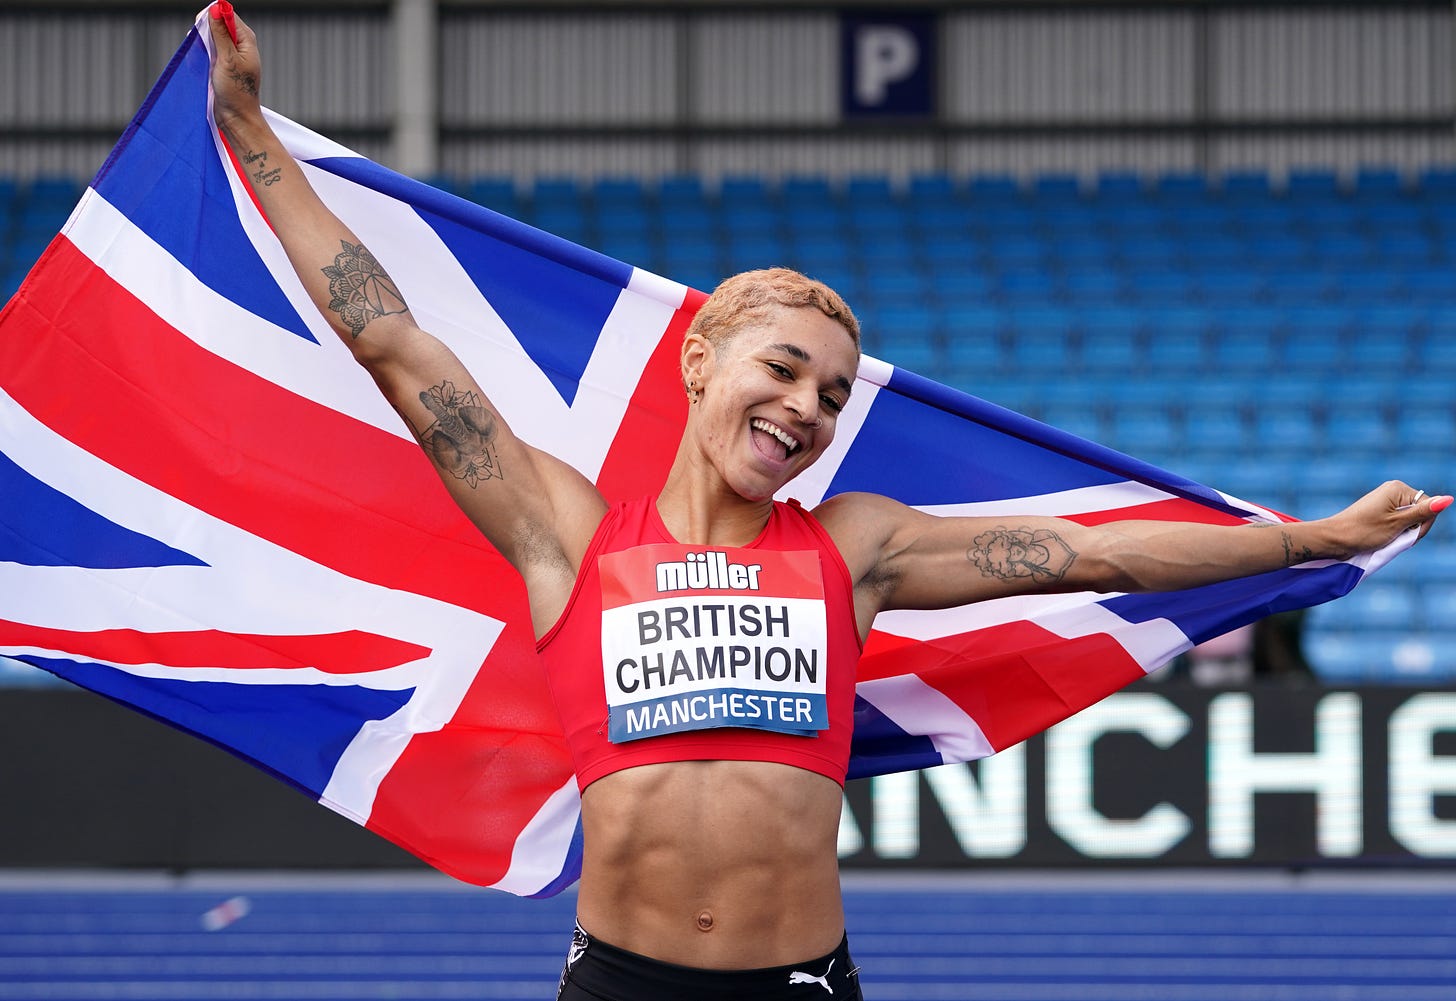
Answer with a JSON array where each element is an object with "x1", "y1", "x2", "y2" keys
[
  {"x1": 415, "y1": 381, "x2": 503, "y2": 488},
  {"x1": 968, "y1": 526, "x2": 1077, "y2": 584},
  {"x1": 321, "y1": 240, "x2": 410, "y2": 338}
]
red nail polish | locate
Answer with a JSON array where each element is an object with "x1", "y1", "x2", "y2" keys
[{"x1": 1432, "y1": 496, "x2": 1452, "y2": 513}]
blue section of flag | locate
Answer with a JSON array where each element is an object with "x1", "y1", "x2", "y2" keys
[
  {"x1": 89, "y1": 29, "x2": 315, "y2": 344},
  {"x1": 1102, "y1": 563, "x2": 1365, "y2": 648},
  {"x1": 833, "y1": 366, "x2": 1242, "y2": 513},
  {"x1": 833, "y1": 369, "x2": 1124, "y2": 505},
  {"x1": 0, "y1": 451, "x2": 205, "y2": 569},
  {"x1": 847, "y1": 696, "x2": 942, "y2": 780},
  {"x1": 527, "y1": 820, "x2": 585, "y2": 900},
  {"x1": 306, "y1": 156, "x2": 631, "y2": 406},
  {"x1": 20, "y1": 655, "x2": 411, "y2": 798}
]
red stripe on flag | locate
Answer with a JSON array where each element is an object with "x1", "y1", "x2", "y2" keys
[
  {"x1": 593, "y1": 289, "x2": 704, "y2": 503},
  {"x1": 1063, "y1": 497, "x2": 1254, "y2": 528},
  {"x1": 0, "y1": 239, "x2": 510, "y2": 619},
  {"x1": 4, "y1": 238, "x2": 571, "y2": 888},
  {"x1": 861, "y1": 620, "x2": 1146, "y2": 752},
  {"x1": 0, "y1": 620, "x2": 429, "y2": 675}
]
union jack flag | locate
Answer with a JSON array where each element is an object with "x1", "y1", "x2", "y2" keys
[{"x1": 0, "y1": 13, "x2": 1414, "y2": 896}]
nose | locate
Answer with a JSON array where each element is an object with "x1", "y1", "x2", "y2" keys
[{"x1": 787, "y1": 395, "x2": 823, "y2": 430}]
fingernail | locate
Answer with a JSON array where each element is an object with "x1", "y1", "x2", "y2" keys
[{"x1": 1433, "y1": 496, "x2": 1453, "y2": 513}]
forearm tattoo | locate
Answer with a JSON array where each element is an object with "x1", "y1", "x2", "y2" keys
[
  {"x1": 415, "y1": 381, "x2": 503, "y2": 487},
  {"x1": 321, "y1": 240, "x2": 409, "y2": 338},
  {"x1": 240, "y1": 148, "x2": 280, "y2": 188},
  {"x1": 969, "y1": 527, "x2": 1077, "y2": 584}
]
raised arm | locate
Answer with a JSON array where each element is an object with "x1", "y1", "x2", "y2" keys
[
  {"x1": 818, "y1": 482, "x2": 1448, "y2": 636},
  {"x1": 207, "y1": 8, "x2": 605, "y2": 632}
]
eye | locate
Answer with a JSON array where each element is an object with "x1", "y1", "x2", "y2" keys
[
  {"x1": 819, "y1": 394, "x2": 844, "y2": 414},
  {"x1": 765, "y1": 361, "x2": 792, "y2": 379}
]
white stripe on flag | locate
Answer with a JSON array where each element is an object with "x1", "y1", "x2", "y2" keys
[
  {"x1": 856, "y1": 673, "x2": 996, "y2": 764},
  {"x1": 493, "y1": 776, "x2": 583, "y2": 896}
]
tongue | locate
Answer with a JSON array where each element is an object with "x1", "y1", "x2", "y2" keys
[{"x1": 752, "y1": 426, "x2": 789, "y2": 461}]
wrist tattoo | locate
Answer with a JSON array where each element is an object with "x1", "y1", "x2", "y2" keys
[
  {"x1": 1281, "y1": 530, "x2": 1315, "y2": 566},
  {"x1": 241, "y1": 148, "x2": 281, "y2": 187},
  {"x1": 321, "y1": 240, "x2": 409, "y2": 338},
  {"x1": 415, "y1": 381, "x2": 503, "y2": 488},
  {"x1": 969, "y1": 527, "x2": 1077, "y2": 584}
]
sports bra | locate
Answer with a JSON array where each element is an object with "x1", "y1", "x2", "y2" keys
[{"x1": 537, "y1": 495, "x2": 862, "y2": 792}]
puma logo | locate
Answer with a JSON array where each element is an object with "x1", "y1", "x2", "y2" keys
[{"x1": 788, "y1": 957, "x2": 834, "y2": 993}]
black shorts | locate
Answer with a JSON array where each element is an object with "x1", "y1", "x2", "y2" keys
[{"x1": 556, "y1": 922, "x2": 864, "y2": 1001}]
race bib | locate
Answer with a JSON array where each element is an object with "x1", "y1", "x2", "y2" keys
[{"x1": 599, "y1": 544, "x2": 829, "y2": 743}]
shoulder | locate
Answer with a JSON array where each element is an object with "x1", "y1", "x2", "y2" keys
[{"x1": 810, "y1": 492, "x2": 918, "y2": 578}]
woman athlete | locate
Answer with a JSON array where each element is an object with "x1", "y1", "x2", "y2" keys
[{"x1": 207, "y1": 9, "x2": 1447, "y2": 999}]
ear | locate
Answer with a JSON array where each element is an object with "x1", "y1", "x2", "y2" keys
[{"x1": 680, "y1": 331, "x2": 712, "y2": 391}]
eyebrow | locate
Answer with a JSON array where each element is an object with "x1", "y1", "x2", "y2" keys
[{"x1": 768, "y1": 342, "x2": 855, "y2": 396}]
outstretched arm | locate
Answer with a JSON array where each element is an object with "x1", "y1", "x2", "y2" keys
[
  {"x1": 206, "y1": 8, "x2": 605, "y2": 632},
  {"x1": 818, "y1": 482, "x2": 1448, "y2": 635}
]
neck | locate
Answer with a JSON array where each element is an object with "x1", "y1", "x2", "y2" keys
[{"x1": 657, "y1": 441, "x2": 775, "y2": 547}]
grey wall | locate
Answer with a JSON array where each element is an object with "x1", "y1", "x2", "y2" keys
[{"x1": 0, "y1": 3, "x2": 1451, "y2": 183}]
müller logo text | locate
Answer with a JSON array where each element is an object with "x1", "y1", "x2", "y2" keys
[{"x1": 656, "y1": 551, "x2": 764, "y2": 593}]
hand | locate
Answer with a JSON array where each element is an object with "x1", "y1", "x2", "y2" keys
[
  {"x1": 208, "y1": 2, "x2": 262, "y2": 127},
  {"x1": 1325, "y1": 481, "x2": 1449, "y2": 555}
]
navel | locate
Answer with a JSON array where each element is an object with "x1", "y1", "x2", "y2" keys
[{"x1": 695, "y1": 910, "x2": 715, "y2": 932}]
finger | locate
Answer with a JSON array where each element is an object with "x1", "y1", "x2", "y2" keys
[{"x1": 210, "y1": 1, "x2": 239, "y2": 46}]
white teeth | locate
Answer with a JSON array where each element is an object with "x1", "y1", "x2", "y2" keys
[{"x1": 751, "y1": 418, "x2": 800, "y2": 453}]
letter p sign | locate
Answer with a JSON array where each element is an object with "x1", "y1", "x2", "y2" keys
[{"x1": 842, "y1": 13, "x2": 936, "y2": 118}]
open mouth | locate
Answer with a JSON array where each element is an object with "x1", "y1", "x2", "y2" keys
[{"x1": 750, "y1": 417, "x2": 802, "y2": 461}]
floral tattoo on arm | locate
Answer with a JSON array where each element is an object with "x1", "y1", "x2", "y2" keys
[
  {"x1": 321, "y1": 240, "x2": 410, "y2": 338},
  {"x1": 415, "y1": 381, "x2": 503, "y2": 488},
  {"x1": 969, "y1": 526, "x2": 1077, "y2": 584}
]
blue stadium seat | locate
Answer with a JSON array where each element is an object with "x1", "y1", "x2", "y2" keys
[
  {"x1": 997, "y1": 270, "x2": 1059, "y2": 301},
  {"x1": 1109, "y1": 407, "x2": 1180, "y2": 456},
  {"x1": 718, "y1": 175, "x2": 770, "y2": 205},
  {"x1": 1254, "y1": 409, "x2": 1321, "y2": 453},
  {"x1": 1394, "y1": 407, "x2": 1456, "y2": 455},
  {"x1": 466, "y1": 176, "x2": 518, "y2": 214},
  {"x1": 966, "y1": 174, "x2": 1021, "y2": 202},
  {"x1": 657, "y1": 175, "x2": 706, "y2": 206},
  {"x1": 1416, "y1": 166, "x2": 1456, "y2": 197},
  {"x1": 592, "y1": 176, "x2": 647, "y2": 207},
  {"x1": 907, "y1": 173, "x2": 957, "y2": 204},
  {"x1": 1220, "y1": 170, "x2": 1273, "y2": 198},
  {"x1": 1006, "y1": 328, "x2": 1074, "y2": 374},
  {"x1": 1040, "y1": 404, "x2": 1109, "y2": 442},
  {"x1": 1078, "y1": 326, "x2": 1140, "y2": 374},
  {"x1": 1320, "y1": 413, "x2": 1392, "y2": 455},
  {"x1": 1286, "y1": 168, "x2": 1341, "y2": 198},
  {"x1": 1353, "y1": 167, "x2": 1405, "y2": 197},
  {"x1": 1339, "y1": 583, "x2": 1417, "y2": 631},
  {"x1": 1032, "y1": 173, "x2": 1083, "y2": 201},
  {"x1": 1304, "y1": 631, "x2": 1393, "y2": 683},
  {"x1": 1095, "y1": 172, "x2": 1144, "y2": 201},
  {"x1": 1153, "y1": 171, "x2": 1210, "y2": 200}
]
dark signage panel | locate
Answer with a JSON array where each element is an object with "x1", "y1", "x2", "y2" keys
[
  {"x1": 841, "y1": 11, "x2": 937, "y2": 119},
  {"x1": 2, "y1": 685, "x2": 1453, "y2": 870},
  {"x1": 840, "y1": 686, "x2": 1456, "y2": 868}
]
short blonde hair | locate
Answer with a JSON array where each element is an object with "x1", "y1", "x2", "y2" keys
[{"x1": 687, "y1": 268, "x2": 861, "y2": 353}]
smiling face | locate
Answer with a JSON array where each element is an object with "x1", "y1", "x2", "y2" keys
[{"x1": 682, "y1": 305, "x2": 859, "y2": 502}]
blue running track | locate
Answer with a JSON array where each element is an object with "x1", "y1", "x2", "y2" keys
[{"x1": 0, "y1": 871, "x2": 1453, "y2": 1000}]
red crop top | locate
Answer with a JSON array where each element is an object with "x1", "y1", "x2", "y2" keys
[{"x1": 537, "y1": 495, "x2": 863, "y2": 792}]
